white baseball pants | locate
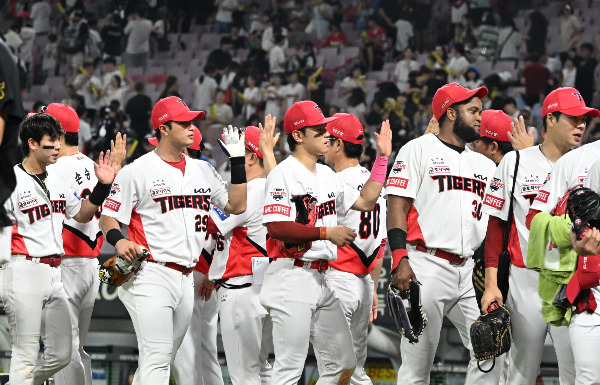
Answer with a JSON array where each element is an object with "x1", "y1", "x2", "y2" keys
[
  {"x1": 53, "y1": 257, "x2": 100, "y2": 385},
  {"x1": 118, "y1": 262, "x2": 193, "y2": 385},
  {"x1": 396, "y1": 250, "x2": 502, "y2": 385},
  {"x1": 324, "y1": 269, "x2": 374, "y2": 385},
  {"x1": 505, "y1": 266, "x2": 575, "y2": 384},
  {"x1": 172, "y1": 271, "x2": 224, "y2": 385},
  {"x1": 569, "y1": 289, "x2": 600, "y2": 385},
  {"x1": 259, "y1": 258, "x2": 356, "y2": 385},
  {"x1": 1, "y1": 257, "x2": 72, "y2": 385},
  {"x1": 218, "y1": 280, "x2": 273, "y2": 385}
]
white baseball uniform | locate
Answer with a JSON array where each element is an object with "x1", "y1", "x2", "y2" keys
[
  {"x1": 208, "y1": 178, "x2": 273, "y2": 385},
  {"x1": 102, "y1": 152, "x2": 229, "y2": 385},
  {"x1": 172, "y1": 235, "x2": 224, "y2": 385},
  {"x1": 531, "y1": 142, "x2": 600, "y2": 385},
  {"x1": 259, "y1": 156, "x2": 360, "y2": 385},
  {"x1": 2, "y1": 165, "x2": 81, "y2": 385},
  {"x1": 324, "y1": 165, "x2": 387, "y2": 385},
  {"x1": 48, "y1": 153, "x2": 103, "y2": 385},
  {"x1": 482, "y1": 147, "x2": 575, "y2": 384},
  {"x1": 385, "y1": 133, "x2": 501, "y2": 384}
]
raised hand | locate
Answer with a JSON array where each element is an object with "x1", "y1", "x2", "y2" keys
[
  {"x1": 507, "y1": 115, "x2": 534, "y2": 150},
  {"x1": 374, "y1": 119, "x2": 392, "y2": 158},
  {"x1": 111, "y1": 132, "x2": 127, "y2": 175},
  {"x1": 424, "y1": 117, "x2": 439, "y2": 135},
  {"x1": 218, "y1": 125, "x2": 246, "y2": 158},
  {"x1": 259, "y1": 114, "x2": 280, "y2": 155},
  {"x1": 94, "y1": 150, "x2": 115, "y2": 184}
]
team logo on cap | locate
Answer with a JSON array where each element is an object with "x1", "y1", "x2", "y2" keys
[
  {"x1": 485, "y1": 129, "x2": 497, "y2": 137},
  {"x1": 572, "y1": 93, "x2": 583, "y2": 102},
  {"x1": 159, "y1": 113, "x2": 168, "y2": 121},
  {"x1": 441, "y1": 98, "x2": 451, "y2": 110},
  {"x1": 314, "y1": 105, "x2": 323, "y2": 114},
  {"x1": 177, "y1": 99, "x2": 188, "y2": 107}
]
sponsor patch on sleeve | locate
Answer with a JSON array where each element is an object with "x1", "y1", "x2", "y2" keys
[
  {"x1": 212, "y1": 206, "x2": 229, "y2": 221},
  {"x1": 483, "y1": 194, "x2": 505, "y2": 210},
  {"x1": 534, "y1": 190, "x2": 550, "y2": 203},
  {"x1": 264, "y1": 204, "x2": 291, "y2": 216},
  {"x1": 386, "y1": 177, "x2": 409, "y2": 189},
  {"x1": 104, "y1": 198, "x2": 122, "y2": 212}
]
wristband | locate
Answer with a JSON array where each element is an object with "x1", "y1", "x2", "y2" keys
[
  {"x1": 230, "y1": 156, "x2": 247, "y2": 184},
  {"x1": 106, "y1": 228, "x2": 125, "y2": 247},
  {"x1": 319, "y1": 227, "x2": 327, "y2": 240},
  {"x1": 391, "y1": 248, "x2": 408, "y2": 273},
  {"x1": 89, "y1": 182, "x2": 112, "y2": 205},
  {"x1": 368, "y1": 156, "x2": 388, "y2": 184},
  {"x1": 387, "y1": 228, "x2": 407, "y2": 251}
]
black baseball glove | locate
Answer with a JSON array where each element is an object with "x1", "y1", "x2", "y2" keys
[
  {"x1": 470, "y1": 302, "x2": 511, "y2": 373},
  {"x1": 386, "y1": 281, "x2": 427, "y2": 343},
  {"x1": 567, "y1": 187, "x2": 600, "y2": 240}
]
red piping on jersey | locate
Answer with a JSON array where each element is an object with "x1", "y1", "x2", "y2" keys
[
  {"x1": 526, "y1": 209, "x2": 541, "y2": 230},
  {"x1": 11, "y1": 224, "x2": 28, "y2": 255},
  {"x1": 206, "y1": 216, "x2": 219, "y2": 235},
  {"x1": 266, "y1": 222, "x2": 321, "y2": 244},
  {"x1": 221, "y1": 227, "x2": 259, "y2": 279},
  {"x1": 406, "y1": 205, "x2": 425, "y2": 246},
  {"x1": 127, "y1": 208, "x2": 152, "y2": 257},
  {"x1": 62, "y1": 228, "x2": 103, "y2": 257}
]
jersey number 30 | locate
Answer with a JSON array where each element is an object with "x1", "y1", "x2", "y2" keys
[{"x1": 359, "y1": 203, "x2": 381, "y2": 239}]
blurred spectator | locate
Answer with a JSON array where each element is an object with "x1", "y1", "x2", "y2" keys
[
  {"x1": 125, "y1": 82, "x2": 152, "y2": 140},
  {"x1": 574, "y1": 43, "x2": 598, "y2": 106},
  {"x1": 560, "y1": 4, "x2": 583, "y2": 61},
  {"x1": 323, "y1": 23, "x2": 348, "y2": 47},
  {"x1": 18, "y1": 17, "x2": 35, "y2": 71},
  {"x1": 229, "y1": 25, "x2": 247, "y2": 50},
  {"x1": 497, "y1": 17, "x2": 521, "y2": 66},
  {"x1": 241, "y1": 73, "x2": 261, "y2": 121},
  {"x1": 502, "y1": 97, "x2": 520, "y2": 120},
  {"x1": 193, "y1": 65, "x2": 218, "y2": 113},
  {"x1": 394, "y1": 17, "x2": 413, "y2": 54},
  {"x1": 123, "y1": 10, "x2": 152, "y2": 73},
  {"x1": 100, "y1": 74, "x2": 132, "y2": 108},
  {"x1": 362, "y1": 16, "x2": 387, "y2": 72},
  {"x1": 158, "y1": 76, "x2": 181, "y2": 101},
  {"x1": 447, "y1": 43, "x2": 469, "y2": 83},
  {"x1": 86, "y1": 17, "x2": 103, "y2": 60},
  {"x1": 101, "y1": 13, "x2": 124, "y2": 61},
  {"x1": 246, "y1": 2, "x2": 262, "y2": 33},
  {"x1": 346, "y1": 87, "x2": 367, "y2": 126},
  {"x1": 72, "y1": 60, "x2": 101, "y2": 121},
  {"x1": 378, "y1": 0, "x2": 402, "y2": 41},
  {"x1": 76, "y1": 104, "x2": 92, "y2": 153},
  {"x1": 520, "y1": 53, "x2": 553, "y2": 107},
  {"x1": 341, "y1": 64, "x2": 367, "y2": 96},
  {"x1": 394, "y1": 48, "x2": 420, "y2": 93},
  {"x1": 424, "y1": 68, "x2": 447, "y2": 98},
  {"x1": 310, "y1": 0, "x2": 333, "y2": 40},
  {"x1": 287, "y1": 17, "x2": 310, "y2": 49},
  {"x1": 263, "y1": 73, "x2": 285, "y2": 121},
  {"x1": 42, "y1": 33, "x2": 58, "y2": 78},
  {"x1": 463, "y1": 67, "x2": 483, "y2": 89},
  {"x1": 294, "y1": 41, "x2": 316, "y2": 81},
  {"x1": 282, "y1": 71, "x2": 306, "y2": 110},
  {"x1": 561, "y1": 57, "x2": 576, "y2": 87},
  {"x1": 261, "y1": 16, "x2": 289, "y2": 52},
  {"x1": 474, "y1": 12, "x2": 499, "y2": 62},
  {"x1": 61, "y1": 8, "x2": 89, "y2": 75},
  {"x1": 30, "y1": 0, "x2": 51, "y2": 35},
  {"x1": 151, "y1": 6, "x2": 170, "y2": 54},
  {"x1": 450, "y1": 0, "x2": 469, "y2": 25},
  {"x1": 412, "y1": 0, "x2": 431, "y2": 53},
  {"x1": 206, "y1": 89, "x2": 234, "y2": 129},
  {"x1": 102, "y1": 56, "x2": 122, "y2": 87},
  {"x1": 207, "y1": 37, "x2": 233, "y2": 79},
  {"x1": 524, "y1": 10, "x2": 547, "y2": 56},
  {"x1": 428, "y1": 45, "x2": 448, "y2": 70},
  {"x1": 215, "y1": 0, "x2": 239, "y2": 34},
  {"x1": 269, "y1": 34, "x2": 288, "y2": 74}
]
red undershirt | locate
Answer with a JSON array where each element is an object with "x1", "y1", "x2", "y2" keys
[{"x1": 162, "y1": 156, "x2": 186, "y2": 175}]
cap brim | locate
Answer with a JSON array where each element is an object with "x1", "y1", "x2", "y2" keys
[
  {"x1": 560, "y1": 106, "x2": 600, "y2": 119},
  {"x1": 172, "y1": 110, "x2": 206, "y2": 122},
  {"x1": 460, "y1": 86, "x2": 488, "y2": 102},
  {"x1": 148, "y1": 137, "x2": 158, "y2": 146}
]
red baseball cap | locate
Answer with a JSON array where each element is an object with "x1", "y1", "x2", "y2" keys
[
  {"x1": 542, "y1": 87, "x2": 600, "y2": 118},
  {"x1": 432, "y1": 82, "x2": 488, "y2": 120},
  {"x1": 244, "y1": 126, "x2": 263, "y2": 159},
  {"x1": 325, "y1": 113, "x2": 364, "y2": 144},
  {"x1": 480, "y1": 110, "x2": 512, "y2": 143},
  {"x1": 43, "y1": 103, "x2": 80, "y2": 133},
  {"x1": 283, "y1": 100, "x2": 337, "y2": 135},
  {"x1": 148, "y1": 125, "x2": 203, "y2": 149},
  {"x1": 151, "y1": 96, "x2": 205, "y2": 130}
]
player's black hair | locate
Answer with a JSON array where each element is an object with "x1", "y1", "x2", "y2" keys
[
  {"x1": 103, "y1": 56, "x2": 117, "y2": 65},
  {"x1": 64, "y1": 132, "x2": 79, "y2": 147},
  {"x1": 438, "y1": 99, "x2": 471, "y2": 127},
  {"x1": 329, "y1": 136, "x2": 364, "y2": 159},
  {"x1": 542, "y1": 111, "x2": 562, "y2": 132},
  {"x1": 155, "y1": 121, "x2": 173, "y2": 141},
  {"x1": 19, "y1": 114, "x2": 64, "y2": 156},
  {"x1": 287, "y1": 127, "x2": 306, "y2": 152},
  {"x1": 480, "y1": 136, "x2": 513, "y2": 156}
]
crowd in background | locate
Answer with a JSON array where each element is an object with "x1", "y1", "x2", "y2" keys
[{"x1": 2, "y1": 0, "x2": 600, "y2": 176}]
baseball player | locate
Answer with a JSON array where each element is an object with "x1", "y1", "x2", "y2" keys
[
  {"x1": 321, "y1": 113, "x2": 387, "y2": 385},
  {"x1": 99, "y1": 96, "x2": 247, "y2": 385},
  {"x1": 481, "y1": 88, "x2": 596, "y2": 384},
  {"x1": 147, "y1": 126, "x2": 225, "y2": 385},
  {"x1": 204, "y1": 125, "x2": 273, "y2": 385},
  {"x1": 526, "y1": 91, "x2": 600, "y2": 385},
  {"x1": 387, "y1": 83, "x2": 501, "y2": 384},
  {"x1": 259, "y1": 100, "x2": 392, "y2": 385},
  {"x1": 38, "y1": 104, "x2": 124, "y2": 385},
  {"x1": 2, "y1": 113, "x2": 115, "y2": 385}
]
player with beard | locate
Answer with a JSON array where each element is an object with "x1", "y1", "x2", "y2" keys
[{"x1": 386, "y1": 83, "x2": 502, "y2": 384}]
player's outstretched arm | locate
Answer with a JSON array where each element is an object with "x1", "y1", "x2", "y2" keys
[
  {"x1": 352, "y1": 120, "x2": 392, "y2": 212},
  {"x1": 219, "y1": 125, "x2": 247, "y2": 215},
  {"x1": 259, "y1": 114, "x2": 280, "y2": 176},
  {"x1": 99, "y1": 215, "x2": 143, "y2": 262},
  {"x1": 74, "y1": 150, "x2": 115, "y2": 223},
  {"x1": 387, "y1": 195, "x2": 417, "y2": 291},
  {"x1": 507, "y1": 115, "x2": 534, "y2": 151}
]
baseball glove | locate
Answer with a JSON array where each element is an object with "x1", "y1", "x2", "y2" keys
[
  {"x1": 99, "y1": 249, "x2": 150, "y2": 286},
  {"x1": 276, "y1": 194, "x2": 319, "y2": 259},
  {"x1": 386, "y1": 281, "x2": 427, "y2": 344},
  {"x1": 470, "y1": 302, "x2": 511, "y2": 373},
  {"x1": 566, "y1": 187, "x2": 600, "y2": 240}
]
